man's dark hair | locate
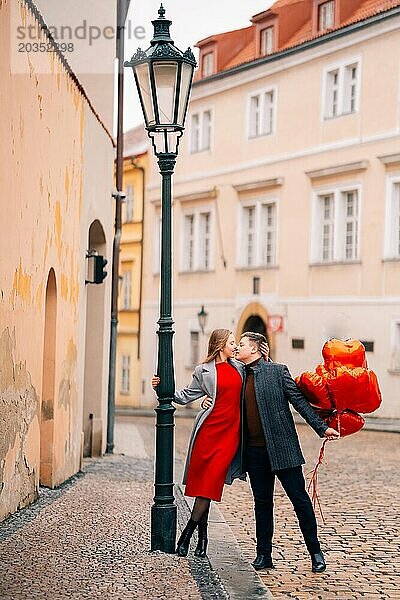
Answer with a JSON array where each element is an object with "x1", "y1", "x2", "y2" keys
[{"x1": 241, "y1": 331, "x2": 269, "y2": 355}]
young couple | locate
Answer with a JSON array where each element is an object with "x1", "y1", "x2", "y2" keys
[{"x1": 152, "y1": 329, "x2": 339, "y2": 573}]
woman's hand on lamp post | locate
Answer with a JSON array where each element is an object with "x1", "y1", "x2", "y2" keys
[{"x1": 152, "y1": 375, "x2": 160, "y2": 389}]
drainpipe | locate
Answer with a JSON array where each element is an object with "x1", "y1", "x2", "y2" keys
[
  {"x1": 131, "y1": 159, "x2": 145, "y2": 360},
  {"x1": 106, "y1": 0, "x2": 130, "y2": 454}
]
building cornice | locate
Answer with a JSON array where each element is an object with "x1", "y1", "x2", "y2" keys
[
  {"x1": 378, "y1": 153, "x2": 400, "y2": 165},
  {"x1": 175, "y1": 187, "x2": 219, "y2": 203},
  {"x1": 305, "y1": 160, "x2": 369, "y2": 179},
  {"x1": 233, "y1": 177, "x2": 284, "y2": 192}
]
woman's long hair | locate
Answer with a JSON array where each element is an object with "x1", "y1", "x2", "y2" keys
[{"x1": 203, "y1": 329, "x2": 231, "y2": 363}]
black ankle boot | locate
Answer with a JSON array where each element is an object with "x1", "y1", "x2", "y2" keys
[
  {"x1": 194, "y1": 523, "x2": 208, "y2": 557},
  {"x1": 176, "y1": 519, "x2": 198, "y2": 557}
]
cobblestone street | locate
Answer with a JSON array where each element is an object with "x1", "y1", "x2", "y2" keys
[
  {"x1": 172, "y1": 414, "x2": 400, "y2": 600},
  {"x1": 1, "y1": 415, "x2": 399, "y2": 599}
]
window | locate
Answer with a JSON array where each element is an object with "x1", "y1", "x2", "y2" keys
[
  {"x1": 190, "y1": 331, "x2": 200, "y2": 367},
  {"x1": 121, "y1": 271, "x2": 132, "y2": 309},
  {"x1": 253, "y1": 277, "x2": 260, "y2": 295},
  {"x1": 249, "y1": 89, "x2": 275, "y2": 138},
  {"x1": 124, "y1": 184, "x2": 134, "y2": 222},
  {"x1": 260, "y1": 26, "x2": 274, "y2": 55},
  {"x1": 184, "y1": 214, "x2": 195, "y2": 271},
  {"x1": 360, "y1": 341, "x2": 374, "y2": 353},
  {"x1": 318, "y1": 1, "x2": 334, "y2": 31},
  {"x1": 384, "y1": 177, "x2": 400, "y2": 260},
  {"x1": 202, "y1": 52, "x2": 215, "y2": 77},
  {"x1": 239, "y1": 200, "x2": 277, "y2": 268},
  {"x1": 181, "y1": 209, "x2": 214, "y2": 272},
  {"x1": 292, "y1": 338, "x2": 305, "y2": 349},
  {"x1": 199, "y1": 212, "x2": 211, "y2": 270},
  {"x1": 324, "y1": 59, "x2": 360, "y2": 119},
  {"x1": 190, "y1": 110, "x2": 212, "y2": 153},
  {"x1": 344, "y1": 191, "x2": 359, "y2": 261},
  {"x1": 312, "y1": 187, "x2": 360, "y2": 263},
  {"x1": 120, "y1": 355, "x2": 130, "y2": 394}
]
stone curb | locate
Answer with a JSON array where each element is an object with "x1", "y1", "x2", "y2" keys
[{"x1": 176, "y1": 485, "x2": 273, "y2": 600}]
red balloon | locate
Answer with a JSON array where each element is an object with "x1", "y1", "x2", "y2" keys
[
  {"x1": 323, "y1": 339, "x2": 367, "y2": 371},
  {"x1": 327, "y1": 410, "x2": 365, "y2": 437},
  {"x1": 326, "y1": 367, "x2": 382, "y2": 413},
  {"x1": 296, "y1": 371, "x2": 332, "y2": 410}
]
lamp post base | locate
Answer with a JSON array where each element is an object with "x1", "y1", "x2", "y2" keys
[{"x1": 151, "y1": 503, "x2": 177, "y2": 553}]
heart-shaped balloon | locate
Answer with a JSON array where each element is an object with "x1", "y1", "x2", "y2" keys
[
  {"x1": 323, "y1": 339, "x2": 367, "y2": 371},
  {"x1": 295, "y1": 371, "x2": 332, "y2": 410},
  {"x1": 327, "y1": 410, "x2": 365, "y2": 437}
]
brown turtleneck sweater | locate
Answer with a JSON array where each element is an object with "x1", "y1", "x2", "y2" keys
[{"x1": 244, "y1": 358, "x2": 265, "y2": 447}]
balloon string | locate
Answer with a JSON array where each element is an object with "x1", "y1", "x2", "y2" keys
[{"x1": 306, "y1": 439, "x2": 328, "y2": 525}]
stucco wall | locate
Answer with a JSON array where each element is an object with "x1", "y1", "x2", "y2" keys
[{"x1": 0, "y1": 0, "x2": 114, "y2": 520}]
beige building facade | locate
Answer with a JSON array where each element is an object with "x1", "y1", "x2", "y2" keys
[
  {"x1": 140, "y1": 1, "x2": 400, "y2": 418},
  {"x1": 0, "y1": 0, "x2": 115, "y2": 520}
]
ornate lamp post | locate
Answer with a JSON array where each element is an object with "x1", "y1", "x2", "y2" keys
[{"x1": 125, "y1": 5, "x2": 196, "y2": 553}]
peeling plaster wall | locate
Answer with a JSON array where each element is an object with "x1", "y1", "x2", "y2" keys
[{"x1": 0, "y1": 0, "x2": 114, "y2": 519}]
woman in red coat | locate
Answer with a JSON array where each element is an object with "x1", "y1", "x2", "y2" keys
[{"x1": 152, "y1": 329, "x2": 244, "y2": 558}]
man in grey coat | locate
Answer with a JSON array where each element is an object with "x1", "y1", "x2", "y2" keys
[{"x1": 236, "y1": 332, "x2": 339, "y2": 573}]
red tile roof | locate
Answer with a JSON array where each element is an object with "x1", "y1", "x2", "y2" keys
[{"x1": 195, "y1": 0, "x2": 400, "y2": 79}]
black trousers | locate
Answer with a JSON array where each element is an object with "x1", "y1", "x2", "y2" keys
[{"x1": 246, "y1": 445, "x2": 321, "y2": 557}]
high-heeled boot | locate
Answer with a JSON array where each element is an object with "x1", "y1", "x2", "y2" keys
[
  {"x1": 176, "y1": 519, "x2": 198, "y2": 557},
  {"x1": 194, "y1": 523, "x2": 208, "y2": 557}
]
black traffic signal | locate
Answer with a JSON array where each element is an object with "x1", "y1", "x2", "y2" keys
[{"x1": 94, "y1": 255, "x2": 108, "y2": 284}]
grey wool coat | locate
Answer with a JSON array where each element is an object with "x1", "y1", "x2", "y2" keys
[
  {"x1": 248, "y1": 361, "x2": 328, "y2": 471},
  {"x1": 173, "y1": 358, "x2": 246, "y2": 486}
]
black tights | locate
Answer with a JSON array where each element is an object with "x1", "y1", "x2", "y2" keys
[{"x1": 191, "y1": 496, "x2": 210, "y2": 525}]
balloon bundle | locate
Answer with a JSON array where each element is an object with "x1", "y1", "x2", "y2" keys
[{"x1": 295, "y1": 339, "x2": 382, "y2": 520}]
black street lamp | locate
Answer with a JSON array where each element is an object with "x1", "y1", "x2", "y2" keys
[
  {"x1": 197, "y1": 305, "x2": 208, "y2": 335},
  {"x1": 125, "y1": 5, "x2": 196, "y2": 553}
]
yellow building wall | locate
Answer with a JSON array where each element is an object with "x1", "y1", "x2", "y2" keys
[{"x1": 115, "y1": 153, "x2": 147, "y2": 408}]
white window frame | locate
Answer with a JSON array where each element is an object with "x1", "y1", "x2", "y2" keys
[
  {"x1": 124, "y1": 184, "x2": 134, "y2": 222},
  {"x1": 384, "y1": 173, "x2": 400, "y2": 260},
  {"x1": 120, "y1": 354, "x2": 131, "y2": 394},
  {"x1": 237, "y1": 196, "x2": 278, "y2": 268},
  {"x1": 322, "y1": 56, "x2": 361, "y2": 120},
  {"x1": 390, "y1": 317, "x2": 400, "y2": 372},
  {"x1": 202, "y1": 51, "x2": 215, "y2": 77},
  {"x1": 190, "y1": 108, "x2": 213, "y2": 153},
  {"x1": 247, "y1": 86, "x2": 277, "y2": 139},
  {"x1": 311, "y1": 183, "x2": 362, "y2": 264},
  {"x1": 121, "y1": 269, "x2": 132, "y2": 310},
  {"x1": 318, "y1": 1, "x2": 335, "y2": 31},
  {"x1": 260, "y1": 26, "x2": 274, "y2": 55},
  {"x1": 180, "y1": 205, "x2": 216, "y2": 272}
]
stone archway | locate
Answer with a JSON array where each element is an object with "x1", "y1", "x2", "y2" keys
[
  {"x1": 236, "y1": 302, "x2": 275, "y2": 360},
  {"x1": 40, "y1": 268, "x2": 57, "y2": 487}
]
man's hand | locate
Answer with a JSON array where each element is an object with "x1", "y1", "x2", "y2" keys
[
  {"x1": 324, "y1": 427, "x2": 340, "y2": 440},
  {"x1": 151, "y1": 375, "x2": 160, "y2": 389},
  {"x1": 201, "y1": 396, "x2": 212, "y2": 410}
]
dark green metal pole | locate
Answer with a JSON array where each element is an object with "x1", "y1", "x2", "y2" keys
[{"x1": 151, "y1": 152, "x2": 177, "y2": 553}]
